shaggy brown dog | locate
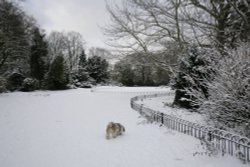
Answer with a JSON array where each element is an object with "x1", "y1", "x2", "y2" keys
[{"x1": 106, "y1": 122, "x2": 125, "y2": 139}]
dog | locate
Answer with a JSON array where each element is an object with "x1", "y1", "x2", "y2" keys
[{"x1": 106, "y1": 122, "x2": 125, "y2": 139}]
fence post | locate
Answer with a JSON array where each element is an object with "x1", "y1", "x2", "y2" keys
[
  {"x1": 140, "y1": 104, "x2": 143, "y2": 114},
  {"x1": 208, "y1": 131, "x2": 212, "y2": 141},
  {"x1": 161, "y1": 113, "x2": 164, "y2": 125}
]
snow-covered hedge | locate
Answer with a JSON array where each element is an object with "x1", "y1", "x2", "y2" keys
[
  {"x1": 20, "y1": 78, "x2": 39, "y2": 92},
  {"x1": 186, "y1": 43, "x2": 250, "y2": 136}
]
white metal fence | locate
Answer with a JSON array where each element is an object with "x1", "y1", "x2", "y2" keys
[{"x1": 131, "y1": 93, "x2": 250, "y2": 163}]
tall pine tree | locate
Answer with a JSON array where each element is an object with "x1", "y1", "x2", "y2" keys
[
  {"x1": 86, "y1": 56, "x2": 109, "y2": 83},
  {"x1": 172, "y1": 46, "x2": 215, "y2": 109},
  {"x1": 77, "y1": 50, "x2": 88, "y2": 82},
  {"x1": 46, "y1": 55, "x2": 69, "y2": 90},
  {"x1": 30, "y1": 27, "x2": 48, "y2": 86}
]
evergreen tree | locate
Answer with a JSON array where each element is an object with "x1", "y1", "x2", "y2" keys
[
  {"x1": 77, "y1": 50, "x2": 88, "y2": 82},
  {"x1": 78, "y1": 50, "x2": 87, "y2": 67},
  {"x1": 46, "y1": 55, "x2": 69, "y2": 90},
  {"x1": 86, "y1": 56, "x2": 109, "y2": 83},
  {"x1": 172, "y1": 46, "x2": 215, "y2": 109},
  {"x1": 30, "y1": 27, "x2": 49, "y2": 86},
  {"x1": 188, "y1": 43, "x2": 250, "y2": 134},
  {"x1": 0, "y1": 0, "x2": 30, "y2": 74}
]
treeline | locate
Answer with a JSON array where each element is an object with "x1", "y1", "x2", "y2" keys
[
  {"x1": 113, "y1": 52, "x2": 173, "y2": 86},
  {"x1": 0, "y1": 0, "x2": 109, "y2": 92},
  {"x1": 105, "y1": 0, "x2": 250, "y2": 136}
]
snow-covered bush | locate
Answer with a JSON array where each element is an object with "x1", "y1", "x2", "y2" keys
[
  {"x1": 7, "y1": 72, "x2": 25, "y2": 91},
  {"x1": 72, "y1": 79, "x2": 93, "y2": 88},
  {"x1": 187, "y1": 43, "x2": 250, "y2": 136},
  {"x1": 20, "y1": 78, "x2": 39, "y2": 92},
  {"x1": 77, "y1": 69, "x2": 89, "y2": 82}
]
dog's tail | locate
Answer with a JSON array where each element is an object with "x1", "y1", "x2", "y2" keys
[
  {"x1": 122, "y1": 125, "x2": 125, "y2": 132},
  {"x1": 117, "y1": 123, "x2": 125, "y2": 132}
]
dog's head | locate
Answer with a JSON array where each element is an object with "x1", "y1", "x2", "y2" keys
[{"x1": 107, "y1": 122, "x2": 115, "y2": 128}]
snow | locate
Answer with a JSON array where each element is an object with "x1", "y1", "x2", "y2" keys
[
  {"x1": 0, "y1": 87, "x2": 246, "y2": 167},
  {"x1": 92, "y1": 86, "x2": 171, "y2": 94},
  {"x1": 136, "y1": 94, "x2": 206, "y2": 125}
]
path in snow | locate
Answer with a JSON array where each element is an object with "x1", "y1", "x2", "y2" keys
[{"x1": 0, "y1": 87, "x2": 246, "y2": 167}]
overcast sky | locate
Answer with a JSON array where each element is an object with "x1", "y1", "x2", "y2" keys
[{"x1": 21, "y1": 0, "x2": 121, "y2": 49}]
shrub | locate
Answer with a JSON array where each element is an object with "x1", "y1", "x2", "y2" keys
[
  {"x1": 20, "y1": 78, "x2": 39, "y2": 92},
  {"x1": 7, "y1": 72, "x2": 25, "y2": 91},
  {"x1": 199, "y1": 43, "x2": 250, "y2": 134},
  {"x1": 186, "y1": 43, "x2": 250, "y2": 136}
]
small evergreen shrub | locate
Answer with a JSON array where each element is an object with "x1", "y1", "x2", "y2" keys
[
  {"x1": 7, "y1": 72, "x2": 25, "y2": 91},
  {"x1": 20, "y1": 78, "x2": 39, "y2": 92}
]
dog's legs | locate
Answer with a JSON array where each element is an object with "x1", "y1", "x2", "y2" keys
[
  {"x1": 106, "y1": 132, "x2": 110, "y2": 139},
  {"x1": 112, "y1": 132, "x2": 117, "y2": 138}
]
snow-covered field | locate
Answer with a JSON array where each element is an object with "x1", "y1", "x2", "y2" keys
[
  {"x1": 0, "y1": 87, "x2": 246, "y2": 167},
  {"x1": 136, "y1": 94, "x2": 206, "y2": 125}
]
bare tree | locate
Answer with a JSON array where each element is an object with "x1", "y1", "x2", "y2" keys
[
  {"x1": 226, "y1": 0, "x2": 250, "y2": 44},
  {"x1": 88, "y1": 47, "x2": 113, "y2": 59},
  {"x1": 47, "y1": 30, "x2": 85, "y2": 72},
  {"x1": 103, "y1": 0, "x2": 187, "y2": 69},
  {"x1": 64, "y1": 31, "x2": 85, "y2": 72},
  {"x1": 183, "y1": 0, "x2": 250, "y2": 49},
  {"x1": 47, "y1": 31, "x2": 67, "y2": 62},
  {"x1": 104, "y1": 0, "x2": 250, "y2": 54},
  {"x1": 105, "y1": 0, "x2": 188, "y2": 49}
]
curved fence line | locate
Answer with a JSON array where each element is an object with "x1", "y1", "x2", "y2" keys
[
  {"x1": 131, "y1": 93, "x2": 250, "y2": 163},
  {"x1": 91, "y1": 87, "x2": 171, "y2": 95}
]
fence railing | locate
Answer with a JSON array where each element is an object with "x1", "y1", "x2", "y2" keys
[{"x1": 130, "y1": 93, "x2": 250, "y2": 163}]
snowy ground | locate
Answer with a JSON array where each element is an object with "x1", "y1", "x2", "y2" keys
[
  {"x1": 0, "y1": 87, "x2": 246, "y2": 167},
  {"x1": 136, "y1": 94, "x2": 206, "y2": 125}
]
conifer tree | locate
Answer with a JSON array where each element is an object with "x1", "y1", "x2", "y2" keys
[
  {"x1": 86, "y1": 56, "x2": 109, "y2": 83},
  {"x1": 46, "y1": 55, "x2": 69, "y2": 90},
  {"x1": 172, "y1": 46, "x2": 215, "y2": 109},
  {"x1": 30, "y1": 27, "x2": 49, "y2": 86},
  {"x1": 0, "y1": 0, "x2": 30, "y2": 73},
  {"x1": 77, "y1": 50, "x2": 89, "y2": 82},
  {"x1": 78, "y1": 50, "x2": 87, "y2": 68}
]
